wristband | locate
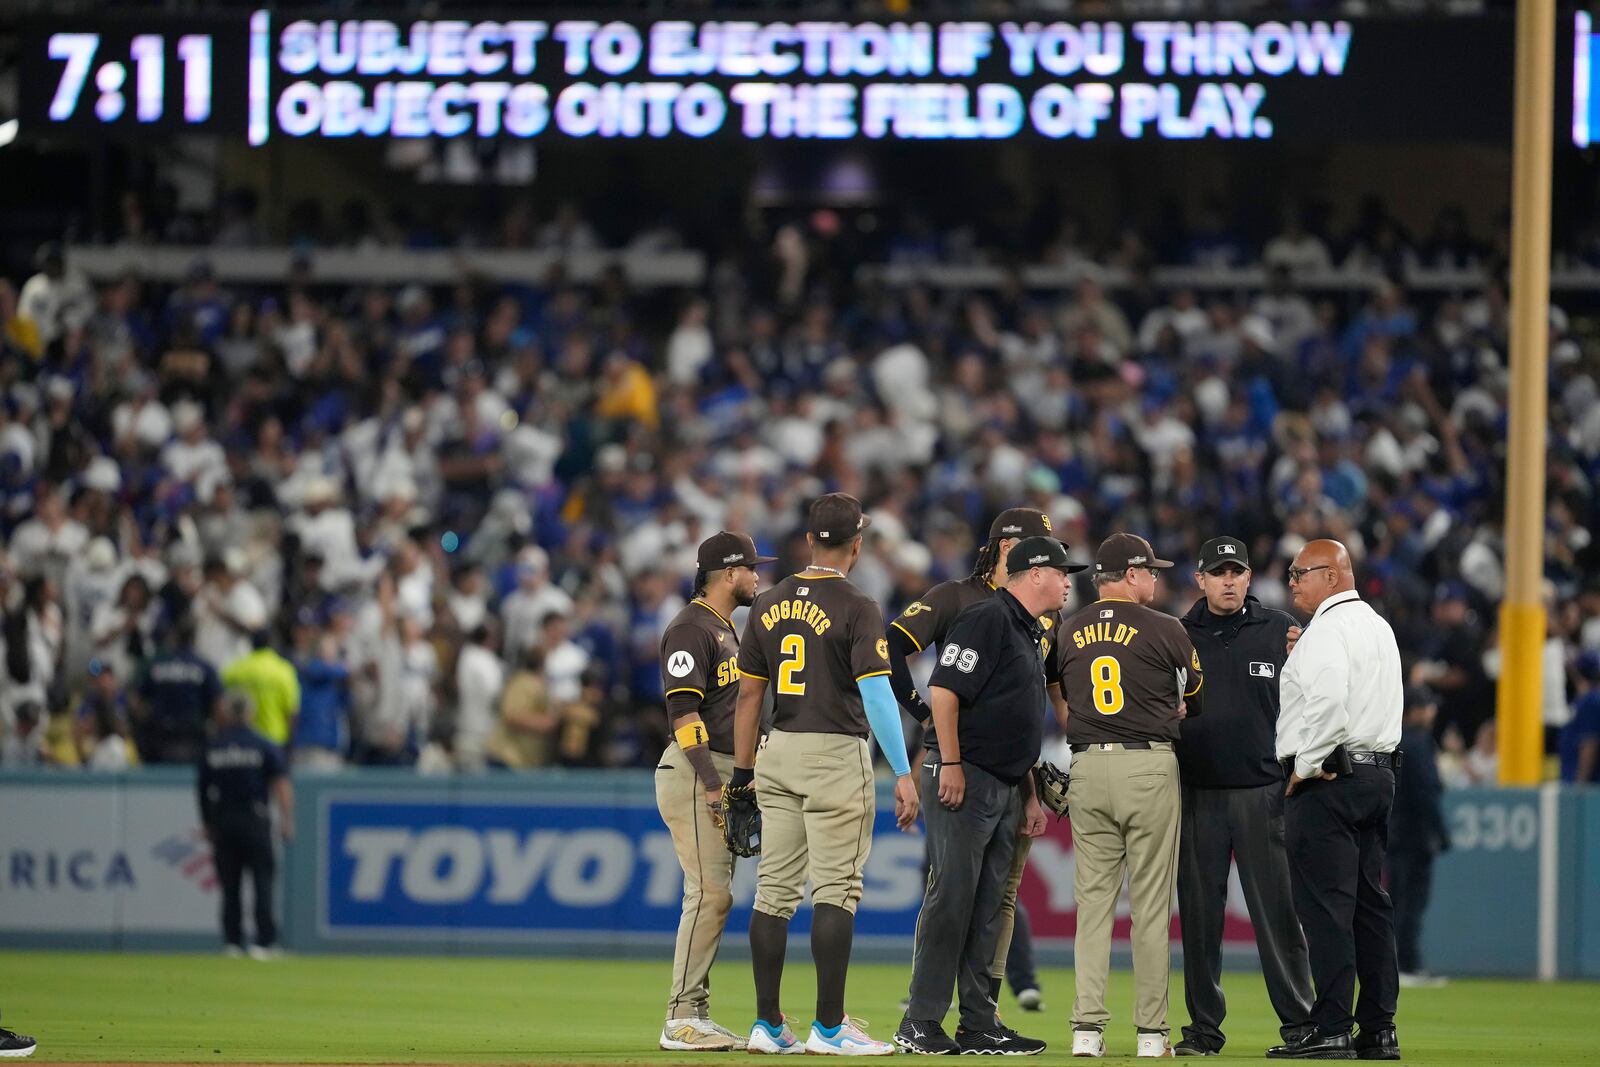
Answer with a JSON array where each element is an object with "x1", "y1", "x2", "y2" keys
[
  {"x1": 730, "y1": 766, "x2": 755, "y2": 789},
  {"x1": 674, "y1": 720, "x2": 711, "y2": 750},
  {"x1": 680, "y1": 740, "x2": 723, "y2": 792}
]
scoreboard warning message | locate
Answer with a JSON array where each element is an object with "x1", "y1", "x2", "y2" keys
[{"x1": 21, "y1": 12, "x2": 1537, "y2": 145}]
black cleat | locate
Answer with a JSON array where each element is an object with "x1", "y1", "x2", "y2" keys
[
  {"x1": 1353, "y1": 1026, "x2": 1400, "y2": 1060},
  {"x1": 1266, "y1": 1027, "x2": 1356, "y2": 1060},
  {"x1": 895, "y1": 1018, "x2": 960, "y2": 1055},
  {"x1": 954, "y1": 1024, "x2": 1046, "y2": 1056},
  {"x1": 1173, "y1": 1036, "x2": 1219, "y2": 1055}
]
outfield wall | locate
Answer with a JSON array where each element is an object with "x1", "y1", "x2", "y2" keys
[{"x1": 1, "y1": 769, "x2": 1596, "y2": 979}]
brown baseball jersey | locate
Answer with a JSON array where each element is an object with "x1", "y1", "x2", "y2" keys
[
  {"x1": 659, "y1": 599, "x2": 742, "y2": 754},
  {"x1": 891, "y1": 576, "x2": 1066, "y2": 688},
  {"x1": 738, "y1": 571, "x2": 891, "y2": 737},
  {"x1": 1061, "y1": 597, "x2": 1203, "y2": 744}
]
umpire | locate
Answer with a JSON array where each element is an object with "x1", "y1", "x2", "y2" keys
[
  {"x1": 1174, "y1": 537, "x2": 1314, "y2": 1057},
  {"x1": 895, "y1": 536, "x2": 1082, "y2": 1056},
  {"x1": 198, "y1": 693, "x2": 293, "y2": 958}
]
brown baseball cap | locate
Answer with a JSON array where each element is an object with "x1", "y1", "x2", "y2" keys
[
  {"x1": 1094, "y1": 532, "x2": 1174, "y2": 574},
  {"x1": 988, "y1": 507, "x2": 1054, "y2": 541},
  {"x1": 696, "y1": 531, "x2": 777, "y2": 571},
  {"x1": 809, "y1": 492, "x2": 871, "y2": 544}
]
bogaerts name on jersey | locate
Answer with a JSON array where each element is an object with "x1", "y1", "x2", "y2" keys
[
  {"x1": 759, "y1": 598, "x2": 833, "y2": 636},
  {"x1": 1071, "y1": 621, "x2": 1140, "y2": 649}
]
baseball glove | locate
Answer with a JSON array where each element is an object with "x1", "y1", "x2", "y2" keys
[
  {"x1": 1033, "y1": 760, "x2": 1071, "y2": 818},
  {"x1": 721, "y1": 782, "x2": 761, "y2": 857}
]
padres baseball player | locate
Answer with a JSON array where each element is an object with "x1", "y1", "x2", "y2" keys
[
  {"x1": 886, "y1": 508, "x2": 1073, "y2": 1016},
  {"x1": 1060, "y1": 533, "x2": 1205, "y2": 1058},
  {"x1": 655, "y1": 532, "x2": 774, "y2": 1052},
  {"x1": 727, "y1": 493, "x2": 919, "y2": 1056}
]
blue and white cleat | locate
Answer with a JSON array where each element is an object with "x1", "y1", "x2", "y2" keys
[
  {"x1": 747, "y1": 1015, "x2": 805, "y2": 1055},
  {"x1": 805, "y1": 1016, "x2": 894, "y2": 1056}
]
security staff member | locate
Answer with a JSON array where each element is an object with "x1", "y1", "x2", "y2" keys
[
  {"x1": 732, "y1": 493, "x2": 918, "y2": 1056},
  {"x1": 1269, "y1": 539, "x2": 1402, "y2": 1061},
  {"x1": 1061, "y1": 533, "x2": 1203, "y2": 1060},
  {"x1": 198, "y1": 693, "x2": 293, "y2": 957},
  {"x1": 654, "y1": 532, "x2": 774, "y2": 1053},
  {"x1": 886, "y1": 508, "x2": 1071, "y2": 1014},
  {"x1": 1175, "y1": 536, "x2": 1315, "y2": 1056},
  {"x1": 895, "y1": 536, "x2": 1082, "y2": 1056}
]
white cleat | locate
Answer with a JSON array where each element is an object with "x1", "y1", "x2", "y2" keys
[
  {"x1": 1072, "y1": 1029, "x2": 1106, "y2": 1057},
  {"x1": 246, "y1": 945, "x2": 280, "y2": 961},
  {"x1": 747, "y1": 1015, "x2": 805, "y2": 1055},
  {"x1": 660, "y1": 1018, "x2": 743, "y2": 1052},
  {"x1": 805, "y1": 1016, "x2": 894, "y2": 1056},
  {"x1": 1136, "y1": 1032, "x2": 1173, "y2": 1058},
  {"x1": 1015, "y1": 987, "x2": 1044, "y2": 1012}
]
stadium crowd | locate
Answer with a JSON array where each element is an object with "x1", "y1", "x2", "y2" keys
[{"x1": 1, "y1": 195, "x2": 1598, "y2": 780}]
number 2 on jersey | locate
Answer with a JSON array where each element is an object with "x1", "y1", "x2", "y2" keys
[
  {"x1": 777, "y1": 634, "x2": 807, "y2": 695},
  {"x1": 1091, "y1": 655, "x2": 1125, "y2": 715}
]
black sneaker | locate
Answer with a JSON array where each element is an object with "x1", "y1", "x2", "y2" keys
[
  {"x1": 895, "y1": 1018, "x2": 960, "y2": 1055},
  {"x1": 0, "y1": 1016, "x2": 37, "y2": 1059},
  {"x1": 954, "y1": 1024, "x2": 1046, "y2": 1056}
]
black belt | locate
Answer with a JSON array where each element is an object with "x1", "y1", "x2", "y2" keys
[
  {"x1": 1280, "y1": 750, "x2": 1397, "y2": 774},
  {"x1": 1072, "y1": 741, "x2": 1153, "y2": 752}
]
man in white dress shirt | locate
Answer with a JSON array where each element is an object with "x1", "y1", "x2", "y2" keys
[{"x1": 1269, "y1": 540, "x2": 1402, "y2": 1062}]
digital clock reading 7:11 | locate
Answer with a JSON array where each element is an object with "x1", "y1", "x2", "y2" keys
[{"x1": 47, "y1": 32, "x2": 213, "y2": 123}]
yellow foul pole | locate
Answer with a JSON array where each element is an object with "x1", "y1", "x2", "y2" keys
[{"x1": 1497, "y1": 0, "x2": 1555, "y2": 786}]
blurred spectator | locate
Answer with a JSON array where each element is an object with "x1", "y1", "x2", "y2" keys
[
  {"x1": 500, "y1": 546, "x2": 572, "y2": 659},
  {"x1": 1559, "y1": 652, "x2": 1600, "y2": 784},
  {"x1": 17, "y1": 242, "x2": 93, "y2": 352},
  {"x1": 485, "y1": 647, "x2": 556, "y2": 770},
  {"x1": 222, "y1": 631, "x2": 301, "y2": 748},
  {"x1": 0, "y1": 702, "x2": 46, "y2": 767},
  {"x1": 132, "y1": 617, "x2": 222, "y2": 764},
  {"x1": 76, "y1": 657, "x2": 128, "y2": 757},
  {"x1": 1464, "y1": 721, "x2": 1499, "y2": 786},
  {"x1": 196, "y1": 552, "x2": 269, "y2": 672},
  {"x1": 1391, "y1": 687, "x2": 1450, "y2": 986},
  {"x1": 84, "y1": 696, "x2": 134, "y2": 772},
  {"x1": 454, "y1": 623, "x2": 505, "y2": 772},
  {"x1": 90, "y1": 574, "x2": 158, "y2": 684},
  {"x1": 292, "y1": 630, "x2": 352, "y2": 772}
]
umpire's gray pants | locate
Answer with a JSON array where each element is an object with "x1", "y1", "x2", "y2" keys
[
  {"x1": 1177, "y1": 782, "x2": 1315, "y2": 1050},
  {"x1": 906, "y1": 760, "x2": 1019, "y2": 1030}
]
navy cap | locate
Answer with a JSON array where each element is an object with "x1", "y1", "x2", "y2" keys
[{"x1": 1006, "y1": 536, "x2": 1089, "y2": 575}]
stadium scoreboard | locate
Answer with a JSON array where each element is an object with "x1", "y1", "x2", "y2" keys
[{"x1": 19, "y1": 11, "x2": 1576, "y2": 145}]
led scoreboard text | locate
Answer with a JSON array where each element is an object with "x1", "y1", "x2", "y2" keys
[
  {"x1": 22, "y1": 12, "x2": 1527, "y2": 144},
  {"x1": 263, "y1": 18, "x2": 1351, "y2": 142}
]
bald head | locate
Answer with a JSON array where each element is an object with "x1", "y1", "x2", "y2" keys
[{"x1": 1289, "y1": 538, "x2": 1355, "y2": 616}]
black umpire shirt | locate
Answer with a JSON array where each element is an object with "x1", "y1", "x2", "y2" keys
[
  {"x1": 1177, "y1": 594, "x2": 1294, "y2": 788},
  {"x1": 927, "y1": 589, "x2": 1046, "y2": 785}
]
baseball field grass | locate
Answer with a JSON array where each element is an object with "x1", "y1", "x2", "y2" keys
[{"x1": 5, "y1": 950, "x2": 1594, "y2": 1065}]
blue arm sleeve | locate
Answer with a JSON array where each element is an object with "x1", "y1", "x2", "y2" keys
[{"x1": 859, "y1": 673, "x2": 912, "y2": 777}]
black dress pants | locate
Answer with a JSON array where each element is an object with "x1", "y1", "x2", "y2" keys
[
  {"x1": 1178, "y1": 782, "x2": 1314, "y2": 1050},
  {"x1": 213, "y1": 814, "x2": 277, "y2": 948},
  {"x1": 1387, "y1": 846, "x2": 1436, "y2": 974},
  {"x1": 1283, "y1": 765, "x2": 1399, "y2": 1036}
]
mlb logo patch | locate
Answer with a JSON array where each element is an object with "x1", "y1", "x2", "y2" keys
[
  {"x1": 1100, "y1": 609, "x2": 1115, "y2": 619},
  {"x1": 1249, "y1": 662, "x2": 1275, "y2": 678}
]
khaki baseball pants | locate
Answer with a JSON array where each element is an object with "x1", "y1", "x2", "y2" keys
[
  {"x1": 752, "y1": 729, "x2": 875, "y2": 919},
  {"x1": 655, "y1": 742, "x2": 737, "y2": 1020},
  {"x1": 1067, "y1": 743, "x2": 1181, "y2": 1034}
]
